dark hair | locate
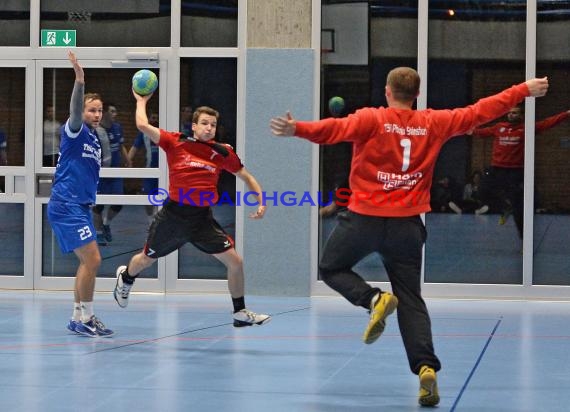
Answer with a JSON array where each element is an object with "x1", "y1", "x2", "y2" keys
[{"x1": 386, "y1": 67, "x2": 420, "y2": 102}]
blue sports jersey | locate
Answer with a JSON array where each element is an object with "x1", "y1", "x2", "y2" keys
[
  {"x1": 134, "y1": 131, "x2": 159, "y2": 168},
  {"x1": 50, "y1": 120, "x2": 101, "y2": 205},
  {"x1": 106, "y1": 122, "x2": 124, "y2": 167}
]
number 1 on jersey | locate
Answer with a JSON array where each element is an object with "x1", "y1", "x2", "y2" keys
[{"x1": 400, "y1": 138, "x2": 411, "y2": 172}]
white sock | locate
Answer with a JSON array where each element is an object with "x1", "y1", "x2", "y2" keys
[
  {"x1": 370, "y1": 292, "x2": 380, "y2": 309},
  {"x1": 80, "y1": 301, "x2": 94, "y2": 322},
  {"x1": 72, "y1": 303, "x2": 81, "y2": 321}
]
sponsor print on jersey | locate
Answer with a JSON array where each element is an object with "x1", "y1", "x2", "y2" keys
[
  {"x1": 377, "y1": 171, "x2": 423, "y2": 191},
  {"x1": 498, "y1": 135, "x2": 521, "y2": 146},
  {"x1": 183, "y1": 155, "x2": 217, "y2": 173},
  {"x1": 82, "y1": 142, "x2": 101, "y2": 165},
  {"x1": 383, "y1": 123, "x2": 427, "y2": 136}
]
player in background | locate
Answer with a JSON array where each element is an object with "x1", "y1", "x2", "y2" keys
[
  {"x1": 471, "y1": 105, "x2": 569, "y2": 237},
  {"x1": 92, "y1": 103, "x2": 131, "y2": 245},
  {"x1": 127, "y1": 110, "x2": 160, "y2": 223}
]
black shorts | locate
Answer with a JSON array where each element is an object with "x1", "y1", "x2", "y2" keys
[{"x1": 143, "y1": 200, "x2": 234, "y2": 258}]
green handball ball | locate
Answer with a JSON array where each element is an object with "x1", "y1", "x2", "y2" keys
[
  {"x1": 328, "y1": 96, "x2": 345, "y2": 117},
  {"x1": 132, "y1": 69, "x2": 158, "y2": 96}
]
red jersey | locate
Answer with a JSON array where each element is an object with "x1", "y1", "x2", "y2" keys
[
  {"x1": 158, "y1": 130, "x2": 243, "y2": 205},
  {"x1": 473, "y1": 111, "x2": 569, "y2": 168},
  {"x1": 295, "y1": 83, "x2": 530, "y2": 217}
]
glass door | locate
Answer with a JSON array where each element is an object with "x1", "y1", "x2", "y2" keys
[
  {"x1": 0, "y1": 61, "x2": 33, "y2": 289},
  {"x1": 33, "y1": 59, "x2": 167, "y2": 293}
]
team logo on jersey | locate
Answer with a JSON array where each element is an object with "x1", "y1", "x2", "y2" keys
[{"x1": 377, "y1": 171, "x2": 423, "y2": 190}]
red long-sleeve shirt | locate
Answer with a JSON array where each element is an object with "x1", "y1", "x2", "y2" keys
[
  {"x1": 473, "y1": 111, "x2": 569, "y2": 168},
  {"x1": 294, "y1": 83, "x2": 530, "y2": 217}
]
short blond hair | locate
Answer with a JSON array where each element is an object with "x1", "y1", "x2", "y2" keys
[
  {"x1": 386, "y1": 67, "x2": 420, "y2": 102},
  {"x1": 84, "y1": 93, "x2": 102, "y2": 105}
]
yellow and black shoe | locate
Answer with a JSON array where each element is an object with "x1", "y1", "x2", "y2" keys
[
  {"x1": 418, "y1": 365, "x2": 440, "y2": 407},
  {"x1": 362, "y1": 292, "x2": 398, "y2": 344}
]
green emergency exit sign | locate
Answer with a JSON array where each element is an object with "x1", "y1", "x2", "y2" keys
[{"x1": 41, "y1": 30, "x2": 76, "y2": 47}]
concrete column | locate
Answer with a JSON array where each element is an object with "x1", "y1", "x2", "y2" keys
[{"x1": 242, "y1": 0, "x2": 316, "y2": 296}]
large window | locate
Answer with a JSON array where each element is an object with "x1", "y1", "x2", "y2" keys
[
  {"x1": 533, "y1": 3, "x2": 570, "y2": 285},
  {"x1": 319, "y1": 1, "x2": 418, "y2": 281},
  {"x1": 40, "y1": 1, "x2": 172, "y2": 47},
  {"x1": 178, "y1": 58, "x2": 237, "y2": 279},
  {"x1": 424, "y1": 2, "x2": 526, "y2": 284},
  {"x1": 0, "y1": 1, "x2": 29, "y2": 46}
]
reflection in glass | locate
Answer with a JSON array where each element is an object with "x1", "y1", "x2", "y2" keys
[
  {"x1": 40, "y1": 1, "x2": 171, "y2": 47},
  {"x1": 0, "y1": 68, "x2": 25, "y2": 167},
  {"x1": 181, "y1": 0, "x2": 237, "y2": 47},
  {"x1": 533, "y1": 2, "x2": 570, "y2": 285},
  {"x1": 42, "y1": 205, "x2": 156, "y2": 278},
  {"x1": 0, "y1": 203, "x2": 24, "y2": 276},
  {"x1": 178, "y1": 58, "x2": 237, "y2": 279},
  {"x1": 43, "y1": 67, "x2": 160, "y2": 171},
  {"x1": 319, "y1": 2, "x2": 418, "y2": 282},
  {"x1": 424, "y1": 2, "x2": 525, "y2": 284},
  {"x1": 0, "y1": 1, "x2": 29, "y2": 46}
]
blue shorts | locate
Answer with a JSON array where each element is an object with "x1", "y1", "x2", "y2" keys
[
  {"x1": 97, "y1": 177, "x2": 124, "y2": 194},
  {"x1": 142, "y1": 178, "x2": 159, "y2": 194},
  {"x1": 47, "y1": 200, "x2": 96, "y2": 254}
]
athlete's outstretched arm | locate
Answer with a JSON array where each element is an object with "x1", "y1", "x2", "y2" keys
[
  {"x1": 270, "y1": 111, "x2": 297, "y2": 137},
  {"x1": 68, "y1": 51, "x2": 84, "y2": 133},
  {"x1": 133, "y1": 90, "x2": 160, "y2": 144}
]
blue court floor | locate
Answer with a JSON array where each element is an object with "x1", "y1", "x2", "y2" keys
[{"x1": 0, "y1": 291, "x2": 569, "y2": 412}]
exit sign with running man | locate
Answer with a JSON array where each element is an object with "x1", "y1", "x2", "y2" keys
[{"x1": 41, "y1": 30, "x2": 76, "y2": 47}]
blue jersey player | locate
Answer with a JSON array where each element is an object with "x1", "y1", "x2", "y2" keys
[
  {"x1": 92, "y1": 104, "x2": 130, "y2": 245},
  {"x1": 47, "y1": 51, "x2": 114, "y2": 338}
]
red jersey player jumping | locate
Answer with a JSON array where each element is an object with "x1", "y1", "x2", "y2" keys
[
  {"x1": 270, "y1": 67, "x2": 549, "y2": 407},
  {"x1": 113, "y1": 90, "x2": 271, "y2": 328},
  {"x1": 471, "y1": 105, "x2": 569, "y2": 237}
]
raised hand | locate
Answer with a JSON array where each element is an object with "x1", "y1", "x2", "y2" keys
[{"x1": 68, "y1": 50, "x2": 84, "y2": 83}]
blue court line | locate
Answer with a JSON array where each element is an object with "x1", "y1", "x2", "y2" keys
[
  {"x1": 87, "y1": 306, "x2": 311, "y2": 354},
  {"x1": 450, "y1": 317, "x2": 502, "y2": 411}
]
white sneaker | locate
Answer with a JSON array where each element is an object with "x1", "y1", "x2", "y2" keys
[
  {"x1": 475, "y1": 205, "x2": 489, "y2": 215},
  {"x1": 233, "y1": 309, "x2": 271, "y2": 327},
  {"x1": 113, "y1": 265, "x2": 133, "y2": 308},
  {"x1": 448, "y1": 201, "x2": 462, "y2": 214}
]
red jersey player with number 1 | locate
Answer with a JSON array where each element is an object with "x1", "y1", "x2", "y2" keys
[{"x1": 270, "y1": 67, "x2": 549, "y2": 407}]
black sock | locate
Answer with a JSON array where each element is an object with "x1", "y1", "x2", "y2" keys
[
  {"x1": 232, "y1": 296, "x2": 245, "y2": 313},
  {"x1": 122, "y1": 267, "x2": 135, "y2": 285}
]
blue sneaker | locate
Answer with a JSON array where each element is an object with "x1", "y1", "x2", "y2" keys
[
  {"x1": 103, "y1": 224, "x2": 112, "y2": 242},
  {"x1": 75, "y1": 316, "x2": 114, "y2": 338},
  {"x1": 67, "y1": 319, "x2": 80, "y2": 334}
]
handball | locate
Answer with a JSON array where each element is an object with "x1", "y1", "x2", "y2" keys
[
  {"x1": 132, "y1": 69, "x2": 158, "y2": 96},
  {"x1": 328, "y1": 96, "x2": 345, "y2": 116}
]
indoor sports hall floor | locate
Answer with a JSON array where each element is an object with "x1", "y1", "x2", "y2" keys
[{"x1": 1, "y1": 291, "x2": 569, "y2": 411}]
